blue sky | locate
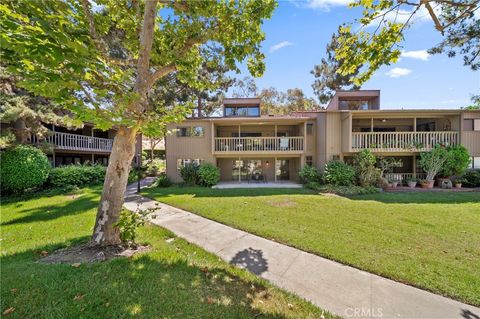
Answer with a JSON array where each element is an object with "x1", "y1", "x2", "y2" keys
[{"x1": 235, "y1": 0, "x2": 480, "y2": 109}]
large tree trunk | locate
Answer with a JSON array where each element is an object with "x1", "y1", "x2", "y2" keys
[{"x1": 91, "y1": 126, "x2": 138, "y2": 246}]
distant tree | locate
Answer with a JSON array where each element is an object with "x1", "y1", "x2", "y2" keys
[
  {"x1": 311, "y1": 31, "x2": 361, "y2": 104},
  {"x1": 232, "y1": 76, "x2": 259, "y2": 98},
  {"x1": 0, "y1": 67, "x2": 77, "y2": 146},
  {"x1": 334, "y1": 0, "x2": 480, "y2": 85},
  {"x1": 283, "y1": 88, "x2": 320, "y2": 113},
  {"x1": 463, "y1": 94, "x2": 480, "y2": 110}
]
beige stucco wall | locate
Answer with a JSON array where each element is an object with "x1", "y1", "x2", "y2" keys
[{"x1": 166, "y1": 120, "x2": 215, "y2": 182}]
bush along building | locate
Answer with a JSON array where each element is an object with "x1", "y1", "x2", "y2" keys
[{"x1": 165, "y1": 90, "x2": 480, "y2": 184}]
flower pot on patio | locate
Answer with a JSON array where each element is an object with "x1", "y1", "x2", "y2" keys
[
  {"x1": 454, "y1": 183, "x2": 462, "y2": 189},
  {"x1": 420, "y1": 180, "x2": 434, "y2": 189},
  {"x1": 441, "y1": 179, "x2": 452, "y2": 189},
  {"x1": 407, "y1": 181, "x2": 417, "y2": 188}
]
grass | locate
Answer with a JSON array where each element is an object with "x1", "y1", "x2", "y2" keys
[
  {"x1": 0, "y1": 187, "x2": 332, "y2": 319},
  {"x1": 143, "y1": 186, "x2": 480, "y2": 306}
]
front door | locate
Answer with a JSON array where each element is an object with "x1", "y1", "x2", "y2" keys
[{"x1": 275, "y1": 159, "x2": 290, "y2": 181}]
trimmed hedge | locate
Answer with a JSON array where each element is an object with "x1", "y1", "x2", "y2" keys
[
  {"x1": 1, "y1": 145, "x2": 51, "y2": 194},
  {"x1": 298, "y1": 165, "x2": 323, "y2": 185},
  {"x1": 48, "y1": 164, "x2": 106, "y2": 188},
  {"x1": 462, "y1": 170, "x2": 480, "y2": 187}
]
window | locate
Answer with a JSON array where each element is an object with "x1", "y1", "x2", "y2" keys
[
  {"x1": 176, "y1": 126, "x2": 205, "y2": 137},
  {"x1": 472, "y1": 157, "x2": 480, "y2": 169},
  {"x1": 339, "y1": 100, "x2": 369, "y2": 110},
  {"x1": 224, "y1": 105, "x2": 260, "y2": 117},
  {"x1": 177, "y1": 158, "x2": 204, "y2": 170},
  {"x1": 306, "y1": 156, "x2": 313, "y2": 166},
  {"x1": 306, "y1": 123, "x2": 313, "y2": 135},
  {"x1": 192, "y1": 126, "x2": 205, "y2": 137},
  {"x1": 463, "y1": 119, "x2": 474, "y2": 131}
]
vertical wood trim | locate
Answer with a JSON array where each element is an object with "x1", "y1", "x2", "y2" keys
[
  {"x1": 274, "y1": 157, "x2": 277, "y2": 183},
  {"x1": 413, "y1": 155, "x2": 416, "y2": 176},
  {"x1": 413, "y1": 117, "x2": 417, "y2": 132},
  {"x1": 304, "y1": 122, "x2": 307, "y2": 153},
  {"x1": 211, "y1": 122, "x2": 214, "y2": 153},
  {"x1": 370, "y1": 118, "x2": 373, "y2": 132},
  {"x1": 238, "y1": 157, "x2": 241, "y2": 183},
  {"x1": 275, "y1": 124, "x2": 277, "y2": 137}
]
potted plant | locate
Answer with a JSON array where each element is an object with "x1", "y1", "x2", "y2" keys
[
  {"x1": 419, "y1": 179, "x2": 431, "y2": 189},
  {"x1": 454, "y1": 177, "x2": 465, "y2": 189},
  {"x1": 389, "y1": 179, "x2": 399, "y2": 188},
  {"x1": 419, "y1": 146, "x2": 449, "y2": 189},
  {"x1": 406, "y1": 177, "x2": 417, "y2": 188}
]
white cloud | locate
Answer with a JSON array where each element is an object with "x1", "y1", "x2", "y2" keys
[
  {"x1": 401, "y1": 50, "x2": 430, "y2": 61},
  {"x1": 385, "y1": 67, "x2": 412, "y2": 78},
  {"x1": 270, "y1": 41, "x2": 294, "y2": 53},
  {"x1": 305, "y1": 0, "x2": 352, "y2": 10}
]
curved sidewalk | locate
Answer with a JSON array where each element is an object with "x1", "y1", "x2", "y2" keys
[{"x1": 124, "y1": 183, "x2": 479, "y2": 319}]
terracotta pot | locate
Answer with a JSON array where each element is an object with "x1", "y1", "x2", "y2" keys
[
  {"x1": 454, "y1": 183, "x2": 462, "y2": 189},
  {"x1": 421, "y1": 180, "x2": 435, "y2": 189}
]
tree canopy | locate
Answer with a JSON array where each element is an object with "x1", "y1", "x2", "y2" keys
[
  {"x1": 334, "y1": 0, "x2": 479, "y2": 85},
  {"x1": 0, "y1": 0, "x2": 277, "y2": 246},
  {"x1": 311, "y1": 31, "x2": 361, "y2": 104}
]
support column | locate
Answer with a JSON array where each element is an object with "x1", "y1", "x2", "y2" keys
[
  {"x1": 238, "y1": 157, "x2": 241, "y2": 183},
  {"x1": 52, "y1": 125, "x2": 56, "y2": 168},
  {"x1": 274, "y1": 157, "x2": 277, "y2": 183},
  {"x1": 92, "y1": 153, "x2": 94, "y2": 164},
  {"x1": 413, "y1": 117, "x2": 417, "y2": 132},
  {"x1": 413, "y1": 155, "x2": 416, "y2": 177},
  {"x1": 370, "y1": 118, "x2": 374, "y2": 132},
  {"x1": 274, "y1": 124, "x2": 277, "y2": 137}
]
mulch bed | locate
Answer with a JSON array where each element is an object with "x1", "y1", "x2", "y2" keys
[{"x1": 39, "y1": 243, "x2": 150, "y2": 264}]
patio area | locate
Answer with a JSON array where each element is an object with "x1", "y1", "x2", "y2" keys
[{"x1": 212, "y1": 181, "x2": 303, "y2": 189}]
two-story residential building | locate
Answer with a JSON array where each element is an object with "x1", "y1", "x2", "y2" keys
[{"x1": 165, "y1": 91, "x2": 480, "y2": 184}]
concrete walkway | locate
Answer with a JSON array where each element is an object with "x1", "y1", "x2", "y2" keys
[{"x1": 124, "y1": 181, "x2": 480, "y2": 319}]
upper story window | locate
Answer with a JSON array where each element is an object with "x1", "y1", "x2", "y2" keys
[
  {"x1": 176, "y1": 126, "x2": 205, "y2": 137},
  {"x1": 224, "y1": 105, "x2": 260, "y2": 117},
  {"x1": 339, "y1": 100, "x2": 369, "y2": 110}
]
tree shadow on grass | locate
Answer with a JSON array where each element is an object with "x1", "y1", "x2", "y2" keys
[
  {"x1": 1, "y1": 241, "x2": 314, "y2": 319},
  {"x1": 1, "y1": 192, "x2": 99, "y2": 226}
]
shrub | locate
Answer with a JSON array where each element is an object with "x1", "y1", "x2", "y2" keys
[
  {"x1": 314, "y1": 184, "x2": 380, "y2": 196},
  {"x1": 144, "y1": 159, "x2": 165, "y2": 176},
  {"x1": 48, "y1": 164, "x2": 106, "y2": 188},
  {"x1": 419, "y1": 145, "x2": 449, "y2": 180},
  {"x1": 462, "y1": 170, "x2": 480, "y2": 187},
  {"x1": 440, "y1": 145, "x2": 471, "y2": 177},
  {"x1": 115, "y1": 208, "x2": 152, "y2": 245},
  {"x1": 1, "y1": 145, "x2": 50, "y2": 193},
  {"x1": 352, "y1": 150, "x2": 381, "y2": 187},
  {"x1": 198, "y1": 163, "x2": 220, "y2": 187},
  {"x1": 298, "y1": 165, "x2": 323, "y2": 185},
  {"x1": 180, "y1": 163, "x2": 200, "y2": 185},
  {"x1": 153, "y1": 172, "x2": 172, "y2": 188},
  {"x1": 324, "y1": 160, "x2": 355, "y2": 186}
]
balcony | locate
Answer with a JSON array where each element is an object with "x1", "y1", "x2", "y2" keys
[
  {"x1": 351, "y1": 131, "x2": 459, "y2": 152},
  {"x1": 214, "y1": 136, "x2": 304, "y2": 154},
  {"x1": 41, "y1": 132, "x2": 113, "y2": 152}
]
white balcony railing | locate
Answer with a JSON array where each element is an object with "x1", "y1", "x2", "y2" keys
[
  {"x1": 214, "y1": 136, "x2": 304, "y2": 153},
  {"x1": 37, "y1": 132, "x2": 113, "y2": 152},
  {"x1": 351, "y1": 131, "x2": 459, "y2": 152}
]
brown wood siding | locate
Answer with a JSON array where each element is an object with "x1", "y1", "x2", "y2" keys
[{"x1": 166, "y1": 121, "x2": 215, "y2": 182}]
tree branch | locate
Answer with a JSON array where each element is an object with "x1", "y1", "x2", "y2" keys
[
  {"x1": 80, "y1": 0, "x2": 107, "y2": 55},
  {"x1": 148, "y1": 64, "x2": 177, "y2": 87}
]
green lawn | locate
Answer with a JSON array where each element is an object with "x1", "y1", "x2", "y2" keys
[
  {"x1": 143, "y1": 187, "x2": 480, "y2": 306},
  {"x1": 0, "y1": 187, "x2": 331, "y2": 319}
]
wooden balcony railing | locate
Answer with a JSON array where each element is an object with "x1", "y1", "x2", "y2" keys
[
  {"x1": 214, "y1": 136, "x2": 304, "y2": 153},
  {"x1": 35, "y1": 132, "x2": 114, "y2": 152},
  {"x1": 384, "y1": 173, "x2": 427, "y2": 183},
  {"x1": 351, "y1": 131, "x2": 459, "y2": 152}
]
